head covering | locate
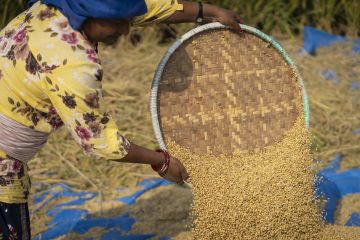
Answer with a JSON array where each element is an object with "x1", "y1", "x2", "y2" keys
[{"x1": 27, "y1": 0, "x2": 148, "y2": 30}]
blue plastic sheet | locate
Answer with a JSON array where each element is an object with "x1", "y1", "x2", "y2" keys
[
  {"x1": 117, "y1": 178, "x2": 172, "y2": 205},
  {"x1": 346, "y1": 213, "x2": 360, "y2": 227},
  {"x1": 33, "y1": 183, "x2": 97, "y2": 211},
  {"x1": 351, "y1": 81, "x2": 360, "y2": 91},
  {"x1": 33, "y1": 179, "x2": 173, "y2": 239},
  {"x1": 353, "y1": 39, "x2": 360, "y2": 53},
  {"x1": 301, "y1": 26, "x2": 360, "y2": 54},
  {"x1": 316, "y1": 154, "x2": 360, "y2": 224},
  {"x1": 302, "y1": 26, "x2": 346, "y2": 55},
  {"x1": 355, "y1": 128, "x2": 360, "y2": 135},
  {"x1": 320, "y1": 69, "x2": 340, "y2": 85}
]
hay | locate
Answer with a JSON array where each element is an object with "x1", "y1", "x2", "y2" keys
[
  {"x1": 280, "y1": 39, "x2": 360, "y2": 170},
  {"x1": 129, "y1": 185, "x2": 192, "y2": 237},
  {"x1": 317, "y1": 225, "x2": 360, "y2": 239}
]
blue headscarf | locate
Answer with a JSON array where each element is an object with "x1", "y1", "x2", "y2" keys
[{"x1": 28, "y1": 0, "x2": 148, "y2": 30}]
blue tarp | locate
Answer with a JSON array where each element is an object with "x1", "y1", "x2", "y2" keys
[
  {"x1": 302, "y1": 26, "x2": 359, "y2": 54},
  {"x1": 346, "y1": 213, "x2": 360, "y2": 226},
  {"x1": 355, "y1": 128, "x2": 360, "y2": 135},
  {"x1": 33, "y1": 179, "x2": 173, "y2": 240},
  {"x1": 315, "y1": 154, "x2": 360, "y2": 224},
  {"x1": 353, "y1": 39, "x2": 360, "y2": 53},
  {"x1": 320, "y1": 69, "x2": 341, "y2": 85},
  {"x1": 351, "y1": 81, "x2": 360, "y2": 90},
  {"x1": 117, "y1": 178, "x2": 172, "y2": 205},
  {"x1": 302, "y1": 26, "x2": 346, "y2": 54}
]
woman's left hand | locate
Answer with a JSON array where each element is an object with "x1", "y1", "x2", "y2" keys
[
  {"x1": 209, "y1": 7, "x2": 244, "y2": 33},
  {"x1": 166, "y1": 1, "x2": 244, "y2": 33}
]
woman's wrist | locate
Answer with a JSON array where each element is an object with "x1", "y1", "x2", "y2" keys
[
  {"x1": 166, "y1": 1, "x2": 243, "y2": 32},
  {"x1": 165, "y1": 1, "x2": 218, "y2": 24},
  {"x1": 151, "y1": 150, "x2": 171, "y2": 176},
  {"x1": 149, "y1": 151, "x2": 166, "y2": 165}
]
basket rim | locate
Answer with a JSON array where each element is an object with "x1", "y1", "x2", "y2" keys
[{"x1": 150, "y1": 23, "x2": 310, "y2": 151}]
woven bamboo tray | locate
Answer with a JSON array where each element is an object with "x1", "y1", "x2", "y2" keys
[{"x1": 150, "y1": 23, "x2": 310, "y2": 156}]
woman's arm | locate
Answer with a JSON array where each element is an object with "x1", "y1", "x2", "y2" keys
[
  {"x1": 45, "y1": 62, "x2": 188, "y2": 184},
  {"x1": 121, "y1": 142, "x2": 163, "y2": 165},
  {"x1": 123, "y1": 143, "x2": 189, "y2": 184},
  {"x1": 164, "y1": 0, "x2": 243, "y2": 33}
]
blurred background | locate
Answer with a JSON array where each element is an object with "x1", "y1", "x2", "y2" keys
[
  {"x1": 1, "y1": 0, "x2": 360, "y2": 239},
  {"x1": 1, "y1": 0, "x2": 360, "y2": 36}
]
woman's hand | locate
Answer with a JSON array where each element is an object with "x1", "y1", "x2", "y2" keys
[
  {"x1": 120, "y1": 143, "x2": 189, "y2": 185},
  {"x1": 208, "y1": 7, "x2": 244, "y2": 33},
  {"x1": 161, "y1": 156, "x2": 189, "y2": 184},
  {"x1": 165, "y1": 1, "x2": 244, "y2": 33}
]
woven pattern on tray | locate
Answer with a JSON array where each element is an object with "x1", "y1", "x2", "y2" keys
[{"x1": 157, "y1": 29, "x2": 301, "y2": 155}]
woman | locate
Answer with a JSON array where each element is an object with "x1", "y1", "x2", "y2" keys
[{"x1": 0, "y1": 0, "x2": 242, "y2": 238}]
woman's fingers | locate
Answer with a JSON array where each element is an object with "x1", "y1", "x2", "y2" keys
[
  {"x1": 180, "y1": 165, "x2": 190, "y2": 182},
  {"x1": 230, "y1": 19, "x2": 242, "y2": 33},
  {"x1": 161, "y1": 157, "x2": 189, "y2": 184},
  {"x1": 216, "y1": 10, "x2": 243, "y2": 33},
  {"x1": 176, "y1": 160, "x2": 189, "y2": 185}
]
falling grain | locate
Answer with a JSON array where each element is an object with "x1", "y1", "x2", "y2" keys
[{"x1": 169, "y1": 116, "x2": 360, "y2": 239}]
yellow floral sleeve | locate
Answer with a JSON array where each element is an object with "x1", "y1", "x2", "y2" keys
[
  {"x1": 132, "y1": 0, "x2": 184, "y2": 26},
  {"x1": 43, "y1": 63, "x2": 131, "y2": 161}
]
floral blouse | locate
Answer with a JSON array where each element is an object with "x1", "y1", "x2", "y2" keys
[{"x1": 0, "y1": 0, "x2": 183, "y2": 203}]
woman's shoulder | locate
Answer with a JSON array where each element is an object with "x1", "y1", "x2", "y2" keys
[{"x1": 24, "y1": 2, "x2": 101, "y2": 70}]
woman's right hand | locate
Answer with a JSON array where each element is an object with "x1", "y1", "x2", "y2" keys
[
  {"x1": 161, "y1": 156, "x2": 189, "y2": 184},
  {"x1": 120, "y1": 143, "x2": 189, "y2": 184}
]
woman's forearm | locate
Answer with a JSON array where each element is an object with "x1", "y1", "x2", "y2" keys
[
  {"x1": 164, "y1": 0, "x2": 243, "y2": 32},
  {"x1": 164, "y1": 0, "x2": 219, "y2": 24},
  {"x1": 120, "y1": 142, "x2": 165, "y2": 165}
]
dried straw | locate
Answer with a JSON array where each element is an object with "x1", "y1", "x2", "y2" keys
[{"x1": 280, "y1": 39, "x2": 360, "y2": 170}]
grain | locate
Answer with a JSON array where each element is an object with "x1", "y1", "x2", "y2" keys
[
  {"x1": 169, "y1": 116, "x2": 360, "y2": 239},
  {"x1": 318, "y1": 225, "x2": 360, "y2": 239}
]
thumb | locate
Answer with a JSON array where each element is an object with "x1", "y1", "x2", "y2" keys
[
  {"x1": 230, "y1": 20, "x2": 243, "y2": 33},
  {"x1": 181, "y1": 167, "x2": 190, "y2": 182}
]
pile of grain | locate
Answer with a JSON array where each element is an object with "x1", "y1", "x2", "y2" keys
[{"x1": 169, "y1": 116, "x2": 360, "y2": 239}]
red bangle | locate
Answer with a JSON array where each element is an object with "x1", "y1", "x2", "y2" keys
[{"x1": 151, "y1": 149, "x2": 170, "y2": 176}]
